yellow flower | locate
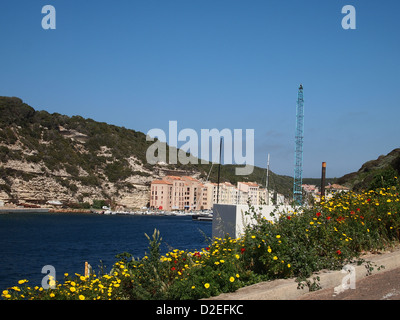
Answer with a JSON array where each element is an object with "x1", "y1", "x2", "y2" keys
[
  {"x1": 287, "y1": 264, "x2": 291, "y2": 268},
  {"x1": 220, "y1": 259, "x2": 225, "y2": 263},
  {"x1": 235, "y1": 254, "x2": 240, "y2": 259},
  {"x1": 204, "y1": 283, "x2": 210, "y2": 289},
  {"x1": 229, "y1": 277, "x2": 235, "y2": 283},
  {"x1": 276, "y1": 235, "x2": 281, "y2": 239},
  {"x1": 70, "y1": 287, "x2": 76, "y2": 292},
  {"x1": 309, "y1": 221, "x2": 314, "y2": 225},
  {"x1": 251, "y1": 235, "x2": 256, "y2": 239},
  {"x1": 273, "y1": 256, "x2": 278, "y2": 260},
  {"x1": 18, "y1": 279, "x2": 28, "y2": 285},
  {"x1": 79, "y1": 295, "x2": 85, "y2": 300},
  {"x1": 191, "y1": 286, "x2": 195, "y2": 289},
  {"x1": 267, "y1": 247, "x2": 272, "y2": 253},
  {"x1": 2, "y1": 290, "x2": 9, "y2": 296},
  {"x1": 236, "y1": 274, "x2": 240, "y2": 278},
  {"x1": 49, "y1": 293, "x2": 55, "y2": 298}
]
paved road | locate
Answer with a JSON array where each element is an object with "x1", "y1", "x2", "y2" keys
[{"x1": 298, "y1": 266, "x2": 400, "y2": 300}]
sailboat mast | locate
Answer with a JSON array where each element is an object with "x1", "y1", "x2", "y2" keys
[
  {"x1": 266, "y1": 153, "x2": 270, "y2": 205},
  {"x1": 216, "y1": 138, "x2": 222, "y2": 204}
]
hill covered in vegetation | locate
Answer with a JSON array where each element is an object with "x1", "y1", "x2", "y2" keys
[
  {"x1": 0, "y1": 96, "x2": 296, "y2": 208},
  {"x1": 337, "y1": 148, "x2": 400, "y2": 191},
  {"x1": 2, "y1": 96, "x2": 393, "y2": 209}
]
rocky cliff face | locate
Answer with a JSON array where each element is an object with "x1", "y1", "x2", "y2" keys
[
  {"x1": 0, "y1": 96, "x2": 293, "y2": 207},
  {"x1": 0, "y1": 97, "x2": 199, "y2": 209},
  {"x1": 0, "y1": 159, "x2": 154, "y2": 208}
]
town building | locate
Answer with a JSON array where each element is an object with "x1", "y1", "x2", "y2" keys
[
  {"x1": 150, "y1": 176, "x2": 283, "y2": 211},
  {"x1": 150, "y1": 180, "x2": 173, "y2": 211},
  {"x1": 302, "y1": 183, "x2": 350, "y2": 202},
  {"x1": 325, "y1": 183, "x2": 350, "y2": 194}
]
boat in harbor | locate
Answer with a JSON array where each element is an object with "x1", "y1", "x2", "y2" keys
[
  {"x1": 91, "y1": 208, "x2": 213, "y2": 219},
  {"x1": 191, "y1": 214, "x2": 213, "y2": 221},
  {"x1": 191, "y1": 210, "x2": 213, "y2": 221}
]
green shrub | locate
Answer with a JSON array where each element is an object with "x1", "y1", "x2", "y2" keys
[{"x1": 92, "y1": 199, "x2": 107, "y2": 209}]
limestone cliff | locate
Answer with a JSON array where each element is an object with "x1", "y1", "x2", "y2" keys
[
  {"x1": 0, "y1": 97, "x2": 198, "y2": 209},
  {"x1": 0, "y1": 96, "x2": 294, "y2": 208}
]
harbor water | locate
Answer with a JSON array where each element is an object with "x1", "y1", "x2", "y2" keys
[{"x1": 0, "y1": 212, "x2": 212, "y2": 291}]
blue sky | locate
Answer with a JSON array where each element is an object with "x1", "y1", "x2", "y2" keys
[{"x1": 1, "y1": 0, "x2": 399, "y2": 178}]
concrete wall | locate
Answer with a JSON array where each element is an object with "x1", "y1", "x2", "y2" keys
[{"x1": 212, "y1": 204, "x2": 294, "y2": 239}]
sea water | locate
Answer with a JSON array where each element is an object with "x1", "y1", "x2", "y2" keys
[{"x1": 0, "y1": 212, "x2": 212, "y2": 290}]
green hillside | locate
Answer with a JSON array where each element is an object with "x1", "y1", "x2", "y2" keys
[
  {"x1": 337, "y1": 148, "x2": 400, "y2": 191},
  {"x1": 0, "y1": 97, "x2": 153, "y2": 185},
  {"x1": 5, "y1": 95, "x2": 389, "y2": 205},
  {"x1": 0, "y1": 96, "x2": 297, "y2": 204}
]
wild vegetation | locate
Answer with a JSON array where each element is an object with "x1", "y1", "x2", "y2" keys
[
  {"x1": 0, "y1": 97, "x2": 154, "y2": 185},
  {"x1": 337, "y1": 148, "x2": 400, "y2": 191}
]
